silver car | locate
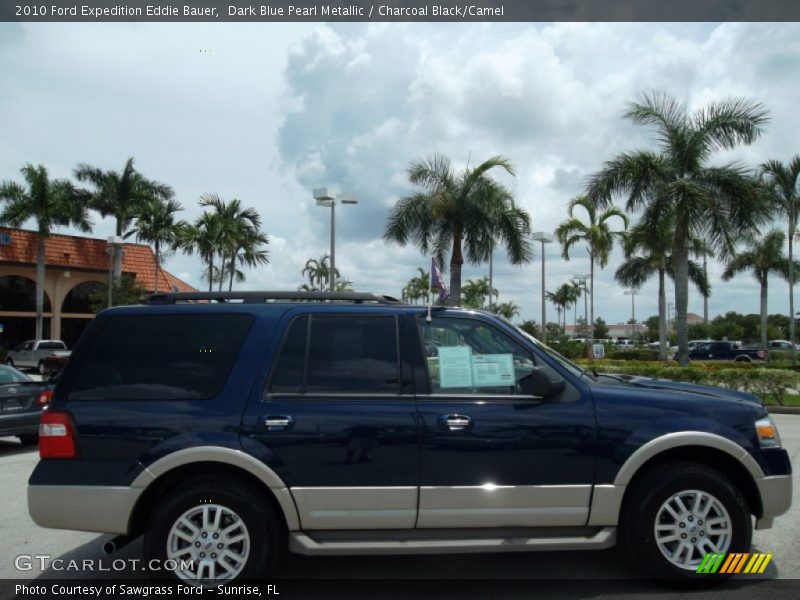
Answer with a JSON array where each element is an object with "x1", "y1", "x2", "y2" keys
[{"x1": 5, "y1": 340, "x2": 68, "y2": 374}]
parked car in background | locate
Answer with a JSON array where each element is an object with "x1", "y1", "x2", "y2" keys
[
  {"x1": 0, "y1": 364, "x2": 50, "y2": 445},
  {"x1": 42, "y1": 350, "x2": 71, "y2": 377},
  {"x1": 6, "y1": 340, "x2": 68, "y2": 374},
  {"x1": 768, "y1": 340, "x2": 800, "y2": 350},
  {"x1": 684, "y1": 341, "x2": 765, "y2": 363}
]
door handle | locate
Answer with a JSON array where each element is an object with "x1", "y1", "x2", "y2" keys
[
  {"x1": 264, "y1": 415, "x2": 293, "y2": 431},
  {"x1": 439, "y1": 414, "x2": 472, "y2": 432}
]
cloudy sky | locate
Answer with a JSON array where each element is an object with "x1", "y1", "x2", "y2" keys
[{"x1": 1, "y1": 21, "x2": 799, "y2": 326}]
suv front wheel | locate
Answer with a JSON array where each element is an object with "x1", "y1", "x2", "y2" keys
[
  {"x1": 144, "y1": 476, "x2": 281, "y2": 584},
  {"x1": 620, "y1": 461, "x2": 752, "y2": 583}
]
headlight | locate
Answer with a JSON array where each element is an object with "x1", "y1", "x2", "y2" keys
[{"x1": 755, "y1": 417, "x2": 782, "y2": 448}]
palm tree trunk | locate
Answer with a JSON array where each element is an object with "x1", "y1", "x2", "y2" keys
[
  {"x1": 589, "y1": 253, "x2": 595, "y2": 359},
  {"x1": 448, "y1": 226, "x2": 463, "y2": 306},
  {"x1": 154, "y1": 240, "x2": 160, "y2": 293},
  {"x1": 703, "y1": 251, "x2": 709, "y2": 326},
  {"x1": 35, "y1": 232, "x2": 45, "y2": 340},
  {"x1": 228, "y1": 254, "x2": 236, "y2": 292},
  {"x1": 673, "y1": 228, "x2": 690, "y2": 367},
  {"x1": 218, "y1": 252, "x2": 225, "y2": 292},
  {"x1": 208, "y1": 253, "x2": 214, "y2": 293},
  {"x1": 790, "y1": 221, "x2": 796, "y2": 366},
  {"x1": 658, "y1": 263, "x2": 667, "y2": 361},
  {"x1": 113, "y1": 219, "x2": 124, "y2": 282},
  {"x1": 760, "y1": 275, "x2": 768, "y2": 354}
]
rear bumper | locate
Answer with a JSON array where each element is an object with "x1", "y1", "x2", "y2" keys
[
  {"x1": 0, "y1": 412, "x2": 40, "y2": 437},
  {"x1": 28, "y1": 484, "x2": 142, "y2": 535}
]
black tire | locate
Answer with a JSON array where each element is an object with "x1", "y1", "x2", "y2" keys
[
  {"x1": 143, "y1": 476, "x2": 282, "y2": 583},
  {"x1": 620, "y1": 461, "x2": 751, "y2": 584},
  {"x1": 5, "y1": 357, "x2": 13, "y2": 367},
  {"x1": 734, "y1": 356, "x2": 750, "y2": 363},
  {"x1": 18, "y1": 434, "x2": 39, "y2": 446}
]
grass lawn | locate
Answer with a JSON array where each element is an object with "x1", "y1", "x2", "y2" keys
[{"x1": 763, "y1": 394, "x2": 800, "y2": 407}]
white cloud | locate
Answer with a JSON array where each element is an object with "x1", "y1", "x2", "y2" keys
[{"x1": 1, "y1": 21, "x2": 799, "y2": 327}]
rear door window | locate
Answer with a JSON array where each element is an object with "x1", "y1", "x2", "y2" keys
[
  {"x1": 68, "y1": 314, "x2": 253, "y2": 401},
  {"x1": 267, "y1": 314, "x2": 401, "y2": 395}
]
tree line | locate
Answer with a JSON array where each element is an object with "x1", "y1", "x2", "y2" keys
[
  {"x1": 385, "y1": 91, "x2": 800, "y2": 367},
  {"x1": 0, "y1": 158, "x2": 269, "y2": 338}
]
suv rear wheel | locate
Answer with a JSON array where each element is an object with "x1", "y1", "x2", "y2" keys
[
  {"x1": 620, "y1": 461, "x2": 751, "y2": 583},
  {"x1": 143, "y1": 476, "x2": 281, "y2": 584}
]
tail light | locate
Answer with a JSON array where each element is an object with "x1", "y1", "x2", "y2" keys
[
  {"x1": 36, "y1": 389, "x2": 53, "y2": 407},
  {"x1": 39, "y1": 410, "x2": 78, "y2": 459}
]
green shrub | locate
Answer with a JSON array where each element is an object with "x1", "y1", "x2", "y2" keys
[{"x1": 605, "y1": 349, "x2": 660, "y2": 361}]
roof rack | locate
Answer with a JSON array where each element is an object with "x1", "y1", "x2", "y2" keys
[{"x1": 144, "y1": 291, "x2": 404, "y2": 305}]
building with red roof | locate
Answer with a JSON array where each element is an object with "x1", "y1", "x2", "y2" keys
[{"x1": 0, "y1": 227, "x2": 194, "y2": 348}]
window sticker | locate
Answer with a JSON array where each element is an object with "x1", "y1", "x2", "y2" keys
[
  {"x1": 437, "y1": 345, "x2": 474, "y2": 388},
  {"x1": 472, "y1": 353, "x2": 515, "y2": 387}
]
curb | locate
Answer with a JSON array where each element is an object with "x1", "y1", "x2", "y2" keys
[{"x1": 766, "y1": 406, "x2": 800, "y2": 415}]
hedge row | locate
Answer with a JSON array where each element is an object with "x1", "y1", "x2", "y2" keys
[{"x1": 587, "y1": 363, "x2": 799, "y2": 405}]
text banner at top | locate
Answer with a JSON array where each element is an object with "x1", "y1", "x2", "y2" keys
[{"x1": 3, "y1": 1, "x2": 800, "y2": 22}]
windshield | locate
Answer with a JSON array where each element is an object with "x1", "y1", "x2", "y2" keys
[
  {"x1": 513, "y1": 325, "x2": 587, "y2": 379},
  {"x1": 0, "y1": 365, "x2": 33, "y2": 384}
]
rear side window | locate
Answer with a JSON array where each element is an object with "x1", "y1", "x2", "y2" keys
[
  {"x1": 39, "y1": 342, "x2": 65, "y2": 350},
  {"x1": 68, "y1": 314, "x2": 253, "y2": 401},
  {"x1": 268, "y1": 314, "x2": 400, "y2": 395}
]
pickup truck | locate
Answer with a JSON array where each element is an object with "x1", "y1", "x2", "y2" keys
[
  {"x1": 684, "y1": 341, "x2": 765, "y2": 363},
  {"x1": 5, "y1": 340, "x2": 68, "y2": 374}
]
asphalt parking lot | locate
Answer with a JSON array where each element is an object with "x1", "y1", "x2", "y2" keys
[{"x1": 0, "y1": 415, "x2": 798, "y2": 599}]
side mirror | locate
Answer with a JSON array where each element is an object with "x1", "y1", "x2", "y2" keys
[{"x1": 520, "y1": 366, "x2": 566, "y2": 399}]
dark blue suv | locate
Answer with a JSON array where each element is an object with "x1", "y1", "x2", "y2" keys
[{"x1": 28, "y1": 291, "x2": 792, "y2": 584}]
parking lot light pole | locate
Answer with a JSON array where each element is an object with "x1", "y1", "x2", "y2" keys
[
  {"x1": 624, "y1": 288, "x2": 638, "y2": 341},
  {"x1": 314, "y1": 188, "x2": 358, "y2": 291},
  {"x1": 532, "y1": 232, "x2": 553, "y2": 342}
]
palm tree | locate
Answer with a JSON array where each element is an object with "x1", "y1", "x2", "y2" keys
[
  {"x1": 722, "y1": 230, "x2": 797, "y2": 352},
  {"x1": 176, "y1": 211, "x2": 223, "y2": 292},
  {"x1": 587, "y1": 91, "x2": 769, "y2": 365},
  {"x1": 492, "y1": 301, "x2": 520, "y2": 320},
  {"x1": 197, "y1": 194, "x2": 268, "y2": 292},
  {"x1": 384, "y1": 154, "x2": 532, "y2": 304},
  {"x1": 228, "y1": 227, "x2": 269, "y2": 291},
  {"x1": 461, "y1": 277, "x2": 497, "y2": 309},
  {"x1": 302, "y1": 254, "x2": 339, "y2": 290},
  {"x1": 761, "y1": 156, "x2": 800, "y2": 365},
  {"x1": 615, "y1": 221, "x2": 709, "y2": 360},
  {"x1": 402, "y1": 268, "x2": 430, "y2": 304},
  {"x1": 75, "y1": 158, "x2": 172, "y2": 281},
  {"x1": 555, "y1": 195, "x2": 629, "y2": 355},
  {"x1": 545, "y1": 290, "x2": 566, "y2": 330},
  {"x1": 0, "y1": 164, "x2": 92, "y2": 339},
  {"x1": 126, "y1": 196, "x2": 185, "y2": 293}
]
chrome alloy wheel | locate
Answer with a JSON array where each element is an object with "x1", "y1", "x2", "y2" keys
[
  {"x1": 167, "y1": 503, "x2": 250, "y2": 582},
  {"x1": 654, "y1": 489, "x2": 732, "y2": 570}
]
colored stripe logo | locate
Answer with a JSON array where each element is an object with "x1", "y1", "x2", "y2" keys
[{"x1": 696, "y1": 553, "x2": 773, "y2": 574}]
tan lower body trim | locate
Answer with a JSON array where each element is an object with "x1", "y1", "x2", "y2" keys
[
  {"x1": 586, "y1": 484, "x2": 625, "y2": 526},
  {"x1": 28, "y1": 485, "x2": 142, "y2": 534},
  {"x1": 291, "y1": 487, "x2": 418, "y2": 529},
  {"x1": 417, "y1": 485, "x2": 591, "y2": 528}
]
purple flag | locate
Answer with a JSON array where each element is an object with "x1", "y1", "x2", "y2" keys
[{"x1": 430, "y1": 258, "x2": 449, "y2": 302}]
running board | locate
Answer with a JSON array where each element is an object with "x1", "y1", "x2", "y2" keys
[{"x1": 289, "y1": 526, "x2": 616, "y2": 556}]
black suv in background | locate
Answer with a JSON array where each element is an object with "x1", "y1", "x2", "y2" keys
[{"x1": 28, "y1": 292, "x2": 792, "y2": 585}]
